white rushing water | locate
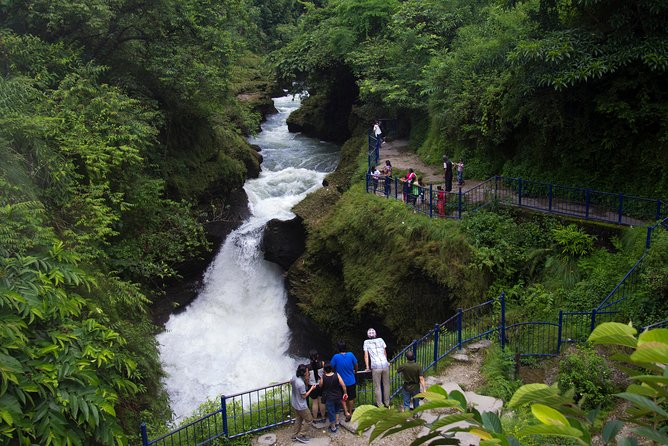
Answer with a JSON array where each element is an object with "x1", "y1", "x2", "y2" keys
[{"x1": 158, "y1": 95, "x2": 340, "y2": 419}]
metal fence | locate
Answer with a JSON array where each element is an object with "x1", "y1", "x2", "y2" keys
[
  {"x1": 142, "y1": 218, "x2": 667, "y2": 445},
  {"x1": 140, "y1": 296, "x2": 502, "y2": 446},
  {"x1": 366, "y1": 174, "x2": 664, "y2": 226}
]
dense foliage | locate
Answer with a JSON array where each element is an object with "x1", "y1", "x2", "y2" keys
[
  {"x1": 277, "y1": 0, "x2": 668, "y2": 197},
  {"x1": 0, "y1": 0, "x2": 300, "y2": 443},
  {"x1": 291, "y1": 176, "x2": 664, "y2": 349},
  {"x1": 353, "y1": 322, "x2": 668, "y2": 445}
]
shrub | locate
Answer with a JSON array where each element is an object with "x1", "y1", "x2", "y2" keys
[
  {"x1": 480, "y1": 343, "x2": 521, "y2": 401},
  {"x1": 557, "y1": 345, "x2": 614, "y2": 410}
]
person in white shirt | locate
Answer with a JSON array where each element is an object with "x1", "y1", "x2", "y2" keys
[
  {"x1": 373, "y1": 121, "x2": 383, "y2": 144},
  {"x1": 363, "y1": 328, "x2": 390, "y2": 407}
]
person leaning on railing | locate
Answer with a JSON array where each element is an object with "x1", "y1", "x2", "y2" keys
[{"x1": 363, "y1": 328, "x2": 390, "y2": 407}]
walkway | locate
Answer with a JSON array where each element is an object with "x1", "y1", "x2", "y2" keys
[
  {"x1": 374, "y1": 139, "x2": 482, "y2": 191},
  {"x1": 371, "y1": 140, "x2": 661, "y2": 226},
  {"x1": 256, "y1": 341, "x2": 499, "y2": 446}
]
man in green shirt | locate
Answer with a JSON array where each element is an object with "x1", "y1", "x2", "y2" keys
[{"x1": 397, "y1": 351, "x2": 425, "y2": 412}]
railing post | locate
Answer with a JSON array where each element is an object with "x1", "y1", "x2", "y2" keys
[
  {"x1": 585, "y1": 189, "x2": 590, "y2": 220},
  {"x1": 367, "y1": 134, "x2": 373, "y2": 171},
  {"x1": 618, "y1": 193, "x2": 623, "y2": 224},
  {"x1": 518, "y1": 178, "x2": 523, "y2": 206},
  {"x1": 429, "y1": 184, "x2": 433, "y2": 218},
  {"x1": 433, "y1": 323, "x2": 439, "y2": 369},
  {"x1": 365, "y1": 173, "x2": 369, "y2": 193},
  {"x1": 457, "y1": 308, "x2": 463, "y2": 350},
  {"x1": 140, "y1": 422, "x2": 149, "y2": 446},
  {"x1": 646, "y1": 226, "x2": 653, "y2": 249},
  {"x1": 557, "y1": 310, "x2": 563, "y2": 354},
  {"x1": 394, "y1": 177, "x2": 398, "y2": 200},
  {"x1": 548, "y1": 184, "x2": 553, "y2": 212},
  {"x1": 221, "y1": 395, "x2": 229, "y2": 438},
  {"x1": 657, "y1": 199, "x2": 662, "y2": 220},
  {"x1": 457, "y1": 187, "x2": 463, "y2": 219},
  {"x1": 500, "y1": 292, "x2": 506, "y2": 350},
  {"x1": 494, "y1": 176, "x2": 499, "y2": 201},
  {"x1": 412, "y1": 340, "x2": 418, "y2": 362},
  {"x1": 590, "y1": 309, "x2": 597, "y2": 333}
]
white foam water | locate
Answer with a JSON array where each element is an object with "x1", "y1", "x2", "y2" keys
[{"x1": 157, "y1": 95, "x2": 339, "y2": 419}]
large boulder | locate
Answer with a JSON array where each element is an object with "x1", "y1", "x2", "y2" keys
[{"x1": 262, "y1": 216, "x2": 306, "y2": 270}]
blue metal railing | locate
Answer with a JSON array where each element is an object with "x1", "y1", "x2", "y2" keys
[
  {"x1": 141, "y1": 295, "x2": 501, "y2": 445},
  {"x1": 366, "y1": 174, "x2": 664, "y2": 226},
  {"x1": 142, "y1": 207, "x2": 667, "y2": 445}
]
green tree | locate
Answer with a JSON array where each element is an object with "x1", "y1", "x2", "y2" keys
[{"x1": 0, "y1": 201, "x2": 140, "y2": 445}]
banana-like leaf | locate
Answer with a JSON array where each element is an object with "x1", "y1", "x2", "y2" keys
[
  {"x1": 588, "y1": 322, "x2": 637, "y2": 348},
  {"x1": 531, "y1": 404, "x2": 570, "y2": 426}
]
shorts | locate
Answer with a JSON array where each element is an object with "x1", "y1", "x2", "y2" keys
[
  {"x1": 325, "y1": 399, "x2": 343, "y2": 424},
  {"x1": 309, "y1": 385, "x2": 322, "y2": 399},
  {"x1": 345, "y1": 383, "x2": 357, "y2": 400}
]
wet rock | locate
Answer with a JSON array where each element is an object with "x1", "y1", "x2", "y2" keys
[{"x1": 263, "y1": 216, "x2": 306, "y2": 270}]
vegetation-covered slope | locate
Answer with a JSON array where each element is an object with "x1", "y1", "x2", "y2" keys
[
  {"x1": 275, "y1": 0, "x2": 668, "y2": 197},
  {"x1": 0, "y1": 0, "x2": 303, "y2": 443}
]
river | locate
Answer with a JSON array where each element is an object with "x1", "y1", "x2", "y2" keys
[{"x1": 157, "y1": 94, "x2": 340, "y2": 420}]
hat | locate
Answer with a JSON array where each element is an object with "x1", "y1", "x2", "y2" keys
[{"x1": 367, "y1": 328, "x2": 376, "y2": 338}]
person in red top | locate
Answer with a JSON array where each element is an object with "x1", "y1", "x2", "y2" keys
[
  {"x1": 437, "y1": 185, "x2": 446, "y2": 217},
  {"x1": 400, "y1": 168, "x2": 416, "y2": 203}
]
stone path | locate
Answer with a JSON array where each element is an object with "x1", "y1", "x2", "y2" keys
[
  {"x1": 254, "y1": 341, "x2": 500, "y2": 446},
  {"x1": 375, "y1": 139, "x2": 482, "y2": 191}
]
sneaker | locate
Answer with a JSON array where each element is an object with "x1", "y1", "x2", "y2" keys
[
  {"x1": 301, "y1": 435, "x2": 311, "y2": 441},
  {"x1": 292, "y1": 435, "x2": 309, "y2": 443},
  {"x1": 329, "y1": 426, "x2": 338, "y2": 433}
]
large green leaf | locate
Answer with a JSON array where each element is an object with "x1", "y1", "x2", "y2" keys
[
  {"x1": 630, "y1": 341, "x2": 668, "y2": 364},
  {"x1": 520, "y1": 423, "x2": 584, "y2": 440},
  {"x1": 637, "y1": 328, "x2": 668, "y2": 345},
  {"x1": 446, "y1": 389, "x2": 468, "y2": 411},
  {"x1": 481, "y1": 411, "x2": 502, "y2": 434},
  {"x1": 615, "y1": 392, "x2": 668, "y2": 418},
  {"x1": 588, "y1": 322, "x2": 637, "y2": 348},
  {"x1": 631, "y1": 426, "x2": 668, "y2": 444},
  {"x1": 531, "y1": 404, "x2": 570, "y2": 426},
  {"x1": 430, "y1": 412, "x2": 476, "y2": 431},
  {"x1": 508, "y1": 383, "x2": 554, "y2": 407},
  {"x1": 602, "y1": 420, "x2": 623, "y2": 443}
]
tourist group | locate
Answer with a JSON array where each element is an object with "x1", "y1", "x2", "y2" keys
[{"x1": 289, "y1": 328, "x2": 426, "y2": 444}]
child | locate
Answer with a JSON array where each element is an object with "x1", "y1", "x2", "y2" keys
[
  {"x1": 370, "y1": 165, "x2": 381, "y2": 194},
  {"x1": 319, "y1": 362, "x2": 348, "y2": 433},
  {"x1": 437, "y1": 185, "x2": 446, "y2": 217},
  {"x1": 456, "y1": 160, "x2": 465, "y2": 185}
]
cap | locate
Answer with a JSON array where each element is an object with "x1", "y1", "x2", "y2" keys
[{"x1": 367, "y1": 328, "x2": 376, "y2": 338}]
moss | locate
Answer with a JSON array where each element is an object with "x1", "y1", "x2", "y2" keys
[{"x1": 289, "y1": 186, "x2": 486, "y2": 345}]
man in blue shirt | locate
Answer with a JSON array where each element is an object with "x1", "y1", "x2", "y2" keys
[{"x1": 330, "y1": 340, "x2": 358, "y2": 421}]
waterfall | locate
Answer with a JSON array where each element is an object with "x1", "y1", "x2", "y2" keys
[{"x1": 157, "y1": 95, "x2": 339, "y2": 420}]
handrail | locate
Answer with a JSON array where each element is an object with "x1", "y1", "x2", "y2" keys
[
  {"x1": 144, "y1": 189, "x2": 667, "y2": 445},
  {"x1": 366, "y1": 174, "x2": 664, "y2": 226}
]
